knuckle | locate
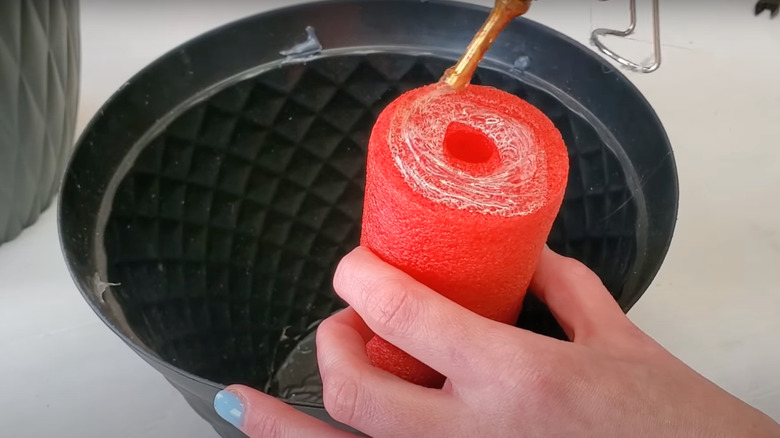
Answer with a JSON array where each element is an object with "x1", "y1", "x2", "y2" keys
[
  {"x1": 561, "y1": 256, "x2": 595, "y2": 278},
  {"x1": 363, "y1": 278, "x2": 419, "y2": 338},
  {"x1": 332, "y1": 254, "x2": 356, "y2": 292},
  {"x1": 315, "y1": 315, "x2": 337, "y2": 340},
  {"x1": 494, "y1": 350, "x2": 533, "y2": 388},
  {"x1": 561, "y1": 257, "x2": 603, "y2": 286},
  {"x1": 315, "y1": 319, "x2": 335, "y2": 361},
  {"x1": 322, "y1": 371, "x2": 363, "y2": 425},
  {"x1": 508, "y1": 357, "x2": 561, "y2": 397},
  {"x1": 488, "y1": 338, "x2": 560, "y2": 393}
]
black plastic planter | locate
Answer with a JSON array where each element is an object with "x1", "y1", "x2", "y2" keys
[
  {"x1": 58, "y1": 1, "x2": 678, "y2": 436},
  {"x1": 0, "y1": 0, "x2": 80, "y2": 245}
]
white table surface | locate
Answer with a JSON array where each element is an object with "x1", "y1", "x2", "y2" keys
[{"x1": 1, "y1": 1, "x2": 779, "y2": 437}]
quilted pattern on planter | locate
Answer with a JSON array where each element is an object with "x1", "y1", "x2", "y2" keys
[{"x1": 0, "y1": 0, "x2": 80, "y2": 244}]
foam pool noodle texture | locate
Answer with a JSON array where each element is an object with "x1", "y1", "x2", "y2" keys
[{"x1": 360, "y1": 83, "x2": 569, "y2": 388}]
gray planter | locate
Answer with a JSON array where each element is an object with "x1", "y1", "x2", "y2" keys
[{"x1": 0, "y1": 0, "x2": 80, "y2": 244}]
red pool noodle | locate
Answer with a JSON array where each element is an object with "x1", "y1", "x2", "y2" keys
[{"x1": 360, "y1": 83, "x2": 569, "y2": 388}]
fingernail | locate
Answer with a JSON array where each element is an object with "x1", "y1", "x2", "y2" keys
[{"x1": 214, "y1": 390, "x2": 244, "y2": 428}]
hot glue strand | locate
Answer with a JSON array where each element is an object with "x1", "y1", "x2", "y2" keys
[{"x1": 442, "y1": 0, "x2": 533, "y2": 91}]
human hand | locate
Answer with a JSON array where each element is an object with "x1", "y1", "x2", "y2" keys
[{"x1": 214, "y1": 246, "x2": 780, "y2": 437}]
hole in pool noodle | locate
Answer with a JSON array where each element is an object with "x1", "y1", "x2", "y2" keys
[{"x1": 443, "y1": 121, "x2": 501, "y2": 176}]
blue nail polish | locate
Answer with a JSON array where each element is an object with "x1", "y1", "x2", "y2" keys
[{"x1": 214, "y1": 390, "x2": 244, "y2": 428}]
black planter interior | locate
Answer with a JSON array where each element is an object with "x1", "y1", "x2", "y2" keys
[{"x1": 59, "y1": 1, "x2": 678, "y2": 437}]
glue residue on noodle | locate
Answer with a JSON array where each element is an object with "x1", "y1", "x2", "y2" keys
[{"x1": 387, "y1": 83, "x2": 548, "y2": 217}]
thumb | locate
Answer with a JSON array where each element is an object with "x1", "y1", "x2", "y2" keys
[{"x1": 214, "y1": 385, "x2": 358, "y2": 438}]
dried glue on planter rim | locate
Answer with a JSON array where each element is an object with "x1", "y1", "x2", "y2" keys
[{"x1": 359, "y1": 83, "x2": 569, "y2": 388}]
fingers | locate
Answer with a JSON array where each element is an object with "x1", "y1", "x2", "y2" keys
[
  {"x1": 332, "y1": 247, "x2": 541, "y2": 384},
  {"x1": 214, "y1": 386, "x2": 356, "y2": 438},
  {"x1": 529, "y1": 247, "x2": 633, "y2": 341},
  {"x1": 328, "y1": 307, "x2": 375, "y2": 344},
  {"x1": 316, "y1": 307, "x2": 458, "y2": 437}
]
